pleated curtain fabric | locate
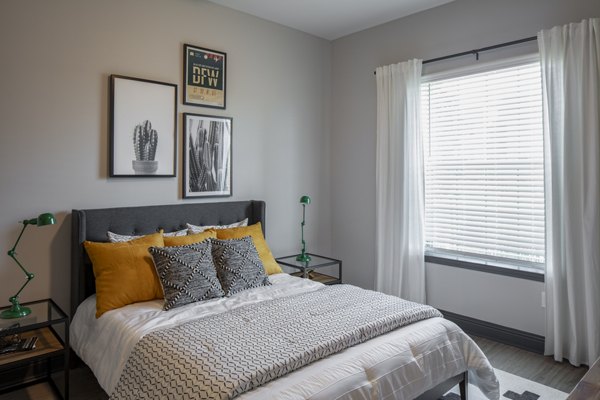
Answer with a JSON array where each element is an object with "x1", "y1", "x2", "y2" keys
[
  {"x1": 375, "y1": 60, "x2": 426, "y2": 303},
  {"x1": 539, "y1": 18, "x2": 600, "y2": 366}
]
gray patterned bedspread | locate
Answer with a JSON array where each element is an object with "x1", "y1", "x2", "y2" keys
[{"x1": 110, "y1": 284, "x2": 443, "y2": 400}]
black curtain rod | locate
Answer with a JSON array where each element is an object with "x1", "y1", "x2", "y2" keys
[
  {"x1": 374, "y1": 35, "x2": 537, "y2": 74},
  {"x1": 423, "y1": 36, "x2": 537, "y2": 64}
]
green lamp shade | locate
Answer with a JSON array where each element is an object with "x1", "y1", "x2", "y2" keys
[
  {"x1": 25, "y1": 213, "x2": 56, "y2": 227},
  {"x1": 299, "y1": 195, "x2": 311, "y2": 205},
  {"x1": 36, "y1": 213, "x2": 56, "y2": 226}
]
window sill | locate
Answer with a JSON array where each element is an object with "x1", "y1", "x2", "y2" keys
[{"x1": 424, "y1": 254, "x2": 545, "y2": 282}]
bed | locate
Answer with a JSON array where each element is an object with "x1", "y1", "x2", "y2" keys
[{"x1": 70, "y1": 200, "x2": 499, "y2": 400}]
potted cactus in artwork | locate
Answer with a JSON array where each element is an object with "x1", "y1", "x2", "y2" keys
[{"x1": 132, "y1": 120, "x2": 159, "y2": 174}]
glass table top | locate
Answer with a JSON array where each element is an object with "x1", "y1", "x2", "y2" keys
[
  {"x1": 0, "y1": 300, "x2": 66, "y2": 330},
  {"x1": 276, "y1": 254, "x2": 339, "y2": 269}
]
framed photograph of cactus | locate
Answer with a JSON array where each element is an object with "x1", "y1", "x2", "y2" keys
[
  {"x1": 183, "y1": 44, "x2": 226, "y2": 109},
  {"x1": 183, "y1": 113, "x2": 232, "y2": 198},
  {"x1": 109, "y1": 75, "x2": 177, "y2": 177}
]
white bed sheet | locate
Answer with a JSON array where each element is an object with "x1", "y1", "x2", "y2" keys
[{"x1": 71, "y1": 274, "x2": 499, "y2": 400}]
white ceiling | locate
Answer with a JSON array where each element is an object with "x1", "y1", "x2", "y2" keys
[{"x1": 206, "y1": 0, "x2": 455, "y2": 40}]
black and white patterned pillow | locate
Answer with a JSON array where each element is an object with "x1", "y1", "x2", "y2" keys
[
  {"x1": 211, "y1": 236, "x2": 271, "y2": 296},
  {"x1": 149, "y1": 241, "x2": 225, "y2": 310},
  {"x1": 108, "y1": 228, "x2": 188, "y2": 243},
  {"x1": 186, "y1": 218, "x2": 248, "y2": 234}
]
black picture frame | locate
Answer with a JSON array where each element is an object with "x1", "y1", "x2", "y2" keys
[
  {"x1": 183, "y1": 113, "x2": 232, "y2": 198},
  {"x1": 183, "y1": 44, "x2": 226, "y2": 109},
  {"x1": 109, "y1": 75, "x2": 177, "y2": 177}
]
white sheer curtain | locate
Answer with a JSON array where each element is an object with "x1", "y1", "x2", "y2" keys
[
  {"x1": 539, "y1": 18, "x2": 600, "y2": 366},
  {"x1": 375, "y1": 59, "x2": 425, "y2": 303}
]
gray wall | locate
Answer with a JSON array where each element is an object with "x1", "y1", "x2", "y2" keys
[
  {"x1": 0, "y1": 0, "x2": 332, "y2": 313},
  {"x1": 330, "y1": 0, "x2": 600, "y2": 335}
]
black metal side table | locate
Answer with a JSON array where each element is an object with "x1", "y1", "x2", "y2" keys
[
  {"x1": 0, "y1": 299, "x2": 69, "y2": 399},
  {"x1": 276, "y1": 253, "x2": 342, "y2": 285}
]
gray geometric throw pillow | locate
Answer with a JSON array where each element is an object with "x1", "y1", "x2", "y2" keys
[
  {"x1": 149, "y1": 240, "x2": 225, "y2": 310},
  {"x1": 211, "y1": 236, "x2": 271, "y2": 296}
]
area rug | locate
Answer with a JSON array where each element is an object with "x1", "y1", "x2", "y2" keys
[{"x1": 440, "y1": 368, "x2": 569, "y2": 400}]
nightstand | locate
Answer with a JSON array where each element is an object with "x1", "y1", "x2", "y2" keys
[
  {"x1": 0, "y1": 299, "x2": 69, "y2": 399},
  {"x1": 276, "y1": 253, "x2": 342, "y2": 285}
]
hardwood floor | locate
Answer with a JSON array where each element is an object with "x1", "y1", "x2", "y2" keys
[
  {"x1": 472, "y1": 335, "x2": 588, "y2": 393},
  {"x1": 0, "y1": 337, "x2": 590, "y2": 399}
]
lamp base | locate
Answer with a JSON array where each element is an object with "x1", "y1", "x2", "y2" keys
[
  {"x1": 296, "y1": 253, "x2": 311, "y2": 263},
  {"x1": 0, "y1": 300, "x2": 31, "y2": 319}
]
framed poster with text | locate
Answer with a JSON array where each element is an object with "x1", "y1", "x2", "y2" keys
[{"x1": 183, "y1": 44, "x2": 226, "y2": 109}]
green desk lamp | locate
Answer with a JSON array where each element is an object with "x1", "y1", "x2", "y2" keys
[
  {"x1": 296, "y1": 195, "x2": 311, "y2": 262},
  {"x1": 1, "y1": 213, "x2": 56, "y2": 319}
]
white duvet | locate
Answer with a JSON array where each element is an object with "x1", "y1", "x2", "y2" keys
[{"x1": 71, "y1": 274, "x2": 499, "y2": 400}]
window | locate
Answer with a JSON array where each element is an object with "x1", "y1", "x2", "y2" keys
[{"x1": 421, "y1": 57, "x2": 545, "y2": 273}]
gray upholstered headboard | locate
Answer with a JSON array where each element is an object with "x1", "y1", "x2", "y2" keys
[{"x1": 70, "y1": 200, "x2": 266, "y2": 317}]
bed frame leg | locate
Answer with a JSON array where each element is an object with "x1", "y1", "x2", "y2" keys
[{"x1": 459, "y1": 371, "x2": 469, "y2": 400}]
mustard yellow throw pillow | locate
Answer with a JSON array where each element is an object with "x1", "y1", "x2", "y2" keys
[
  {"x1": 216, "y1": 223, "x2": 282, "y2": 275},
  {"x1": 84, "y1": 232, "x2": 165, "y2": 318},
  {"x1": 163, "y1": 229, "x2": 216, "y2": 247}
]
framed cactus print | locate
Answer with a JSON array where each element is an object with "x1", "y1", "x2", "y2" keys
[
  {"x1": 183, "y1": 44, "x2": 226, "y2": 109},
  {"x1": 109, "y1": 75, "x2": 177, "y2": 177},
  {"x1": 183, "y1": 113, "x2": 232, "y2": 198}
]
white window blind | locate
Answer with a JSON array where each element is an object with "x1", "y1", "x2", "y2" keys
[{"x1": 421, "y1": 59, "x2": 545, "y2": 271}]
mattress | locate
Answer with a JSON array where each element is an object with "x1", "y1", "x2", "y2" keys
[{"x1": 71, "y1": 274, "x2": 499, "y2": 399}]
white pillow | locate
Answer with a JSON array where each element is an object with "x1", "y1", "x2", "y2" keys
[
  {"x1": 186, "y1": 218, "x2": 249, "y2": 234},
  {"x1": 107, "y1": 229, "x2": 188, "y2": 243}
]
